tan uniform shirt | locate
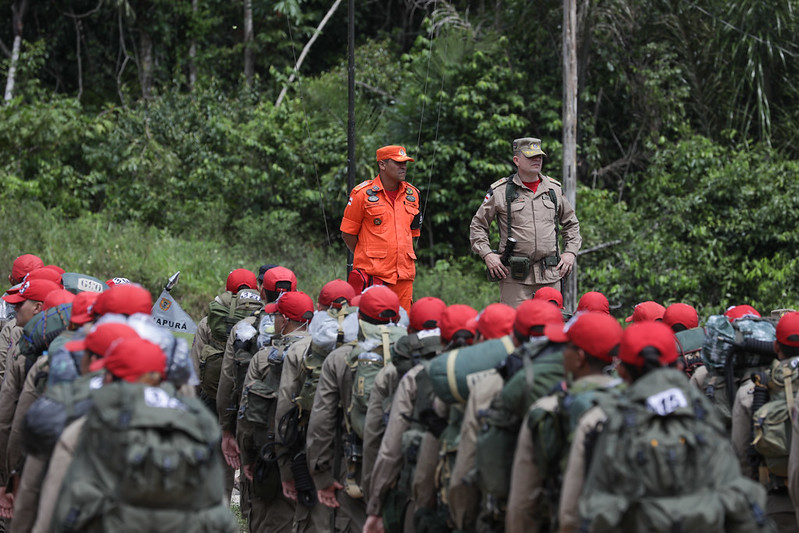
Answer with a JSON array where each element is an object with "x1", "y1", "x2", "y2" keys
[
  {"x1": 306, "y1": 343, "x2": 356, "y2": 491},
  {"x1": 506, "y1": 374, "x2": 617, "y2": 533},
  {"x1": 731, "y1": 380, "x2": 756, "y2": 479},
  {"x1": 189, "y1": 316, "x2": 211, "y2": 380},
  {"x1": 0, "y1": 348, "x2": 25, "y2": 485},
  {"x1": 366, "y1": 364, "x2": 423, "y2": 516},
  {"x1": 6, "y1": 354, "x2": 48, "y2": 484},
  {"x1": 788, "y1": 392, "x2": 799, "y2": 524},
  {"x1": 362, "y1": 363, "x2": 398, "y2": 500},
  {"x1": 0, "y1": 321, "x2": 19, "y2": 382},
  {"x1": 273, "y1": 335, "x2": 312, "y2": 482},
  {"x1": 558, "y1": 405, "x2": 607, "y2": 533},
  {"x1": 31, "y1": 416, "x2": 86, "y2": 533},
  {"x1": 469, "y1": 172, "x2": 581, "y2": 286},
  {"x1": 449, "y1": 371, "x2": 504, "y2": 530}
]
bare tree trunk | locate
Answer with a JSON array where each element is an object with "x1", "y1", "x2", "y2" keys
[
  {"x1": 139, "y1": 25, "x2": 153, "y2": 100},
  {"x1": 189, "y1": 0, "x2": 197, "y2": 91},
  {"x1": 4, "y1": 0, "x2": 29, "y2": 102},
  {"x1": 243, "y1": 0, "x2": 253, "y2": 86},
  {"x1": 275, "y1": 0, "x2": 342, "y2": 108},
  {"x1": 562, "y1": 0, "x2": 578, "y2": 310}
]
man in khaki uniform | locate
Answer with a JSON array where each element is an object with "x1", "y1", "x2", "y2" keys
[
  {"x1": 273, "y1": 279, "x2": 355, "y2": 533},
  {"x1": 237, "y1": 291, "x2": 314, "y2": 533},
  {"x1": 448, "y1": 300, "x2": 563, "y2": 530},
  {"x1": 307, "y1": 286, "x2": 403, "y2": 533},
  {"x1": 470, "y1": 137, "x2": 581, "y2": 308},
  {"x1": 748, "y1": 311, "x2": 799, "y2": 532},
  {"x1": 506, "y1": 312, "x2": 623, "y2": 533}
]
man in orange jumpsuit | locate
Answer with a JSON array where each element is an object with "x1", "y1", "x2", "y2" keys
[{"x1": 341, "y1": 145, "x2": 421, "y2": 312}]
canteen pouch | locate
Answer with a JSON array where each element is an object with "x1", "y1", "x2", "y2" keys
[{"x1": 509, "y1": 256, "x2": 530, "y2": 281}]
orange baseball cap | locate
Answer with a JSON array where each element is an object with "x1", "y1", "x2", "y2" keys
[{"x1": 376, "y1": 145, "x2": 414, "y2": 163}]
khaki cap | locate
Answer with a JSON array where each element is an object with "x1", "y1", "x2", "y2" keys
[{"x1": 512, "y1": 137, "x2": 546, "y2": 157}]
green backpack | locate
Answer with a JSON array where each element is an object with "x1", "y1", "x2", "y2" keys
[
  {"x1": 752, "y1": 356, "x2": 799, "y2": 481},
  {"x1": 524, "y1": 379, "x2": 624, "y2": 532},
  {"x1": 347, "y1": 321, "x2": 407, "y2": 440},
  {"x1": 578, "y1": 368, "x2": 770, "y2": 533},
  {"x1": 199, "y1": 288, "x2": 263, "y2": 400},
  {"x1": 53, "y1": 382, "x2": 237, "y2": 533},
  {"x1": 474, "y1": 341, "x2": 565, "y2": 520}
]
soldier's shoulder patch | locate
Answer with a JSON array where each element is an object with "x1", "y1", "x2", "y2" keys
[
  {"x1": 405, "y1": 183, "x2": 420, "y2": 195},
  {"x1": 489, "y1": 176, "x2": 509, "y2": 190},
  {"x1": 546, "y1": 175, "x2": 562, "y2": 187},
  {"x1": 482, "y1": 188, "x2": 494, "y2": 203}
]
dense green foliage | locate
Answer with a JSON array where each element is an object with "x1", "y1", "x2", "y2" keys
[{"x1": 1, "y1": 0, "x2": 797, "y2": 318}]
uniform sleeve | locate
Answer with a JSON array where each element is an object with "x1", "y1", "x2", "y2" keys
[
  {"x1": 556, "y1": 190, "x2": 582, "y2": 256},
  {"x1": 7, "y1": 356, "x2": 45, "y2": 481},
  {"x1": 449, "y1": 376, "x2": 502, "y2": 530},
  {"x1": 367, "y1": 369, "x2": 418, "y2": 516},
  {"x1": 558, "y1": 406, "x2": 605, "y2": 533},
  {"x1": 412, "y1": 431, "x2": 440, "y2": 509},
  {"x1": 340, "y1": 188, "x2": 365, "y2": 235},
  {"x1": 307, "y1": 347, "x2": 346, "y2": 490},
  {"x1": 730, "y1": 381, "x2": 756, "y2": 479},
  {"x1": 0, "y1": 323, "x2": 18, "y2": 381},
  {"x1": 274, "y1": 338, "x2": 310, "y2": 482},
  {"x1": 361, "y1": 365, "x2": 394, "y2": 501},
  {"x1": 190, "y1": 316, "x2": 210, "y2": 381},
  {"x1": 216, "y1": 321, "x2": 242, "y2": 431},
  {"x1": 32, "y1": 417, "x2": 86, "y2": 533},
  {"x1": 0, "y1": 354, "x2": 24, "y2": 485},
  {"x1": 789, "y1": 393, "x2": 799, "y2": 524},
  {"x1": 469, "y1": 186, "x2": 500, "y2": 259},
  {"x1": 506, "y1": 397, "x2": 555, "y2": 533}
]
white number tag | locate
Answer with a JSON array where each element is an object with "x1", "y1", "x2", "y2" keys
[{"x1": 646, "y1": 388, "x2": 688, "y2": 416}]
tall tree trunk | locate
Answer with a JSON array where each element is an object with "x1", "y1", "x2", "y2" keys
[
  {"x1": 243, "y1": 0, "x2": 253, "y2": 86},
  {"x1": 4, "y1": 0, "x2": 29, "y2": 102},
  {"x1": 562, "y1": 0, "x2": 578, "y2": 310},
  {"x1": 189, "y1": 0, "x2": 198, "y2": 91},
  {"x1": 139, "y1": 25, "x2": 153, "y2": 99}
]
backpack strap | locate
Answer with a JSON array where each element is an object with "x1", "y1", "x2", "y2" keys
[
  {"x1": 547, "y1": 188, "x2": 561, "y2": 262},
  {"x1": 380, "y1": 325, "x2": 392, "y2": 366},
  {"x1": 504, "y1": 177, "x2": 517, "y2": 241}
]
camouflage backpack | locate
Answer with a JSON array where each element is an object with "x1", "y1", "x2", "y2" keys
[
  {"x1": 524, "y1": 378, "x2": 624, "y2": 532},
  {"x1": 702, "y1": 315, "x2": 777, "y2": 430},
  {"x1": 751, "y1": 356, "x2": 799, "y2": 482},
  {"x1": 53, "y1": 382, "x2": 237, "y2": 533},
  {"x1": 199, "y1": 288, "x2": 263, "y2": 399},
  {"x1": 578, "y1": 368, "x2": 770, "y2": 533},
  {"x1": 346, "y1": 320, "x2": 408, "y2": 440}
]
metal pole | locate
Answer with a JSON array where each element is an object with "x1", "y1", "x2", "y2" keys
[{"x1": 346, "y1": 0, "x2": 356, "y2": 276}]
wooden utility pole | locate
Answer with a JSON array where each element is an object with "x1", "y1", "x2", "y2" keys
[
  {"x1": 346, "y1": 0, "x2": 355, "y2": 276},
  {"x1": 562, "y1": 0, "x2": 578, "y2": 311}
]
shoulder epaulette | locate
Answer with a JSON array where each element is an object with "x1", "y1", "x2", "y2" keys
[
  {"x1": 405, "y1": 183, "x2": 420, "y2": 195},
  {"x1": 490, "y1": 176, "x2": 510, "y2": 190},
  {"x1": 545, "y1": 175, "x2": 562, "y2": 187},
  {"x1": 352, "y1": 180, "x2": 372, "y2": 193}
]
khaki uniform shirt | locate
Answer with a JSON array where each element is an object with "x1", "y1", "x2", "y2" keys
[
  {"x1": 273, "y1": 335, "x2": 312, "y2": 482},
  {"x1": 365, "y1": 364, "x2": 423, "y2": 516},
  {"x1": 558, "y1": 404, "x2": 607, "y2": 533},
  {"x1": 189, "y1": 316, "x2": 211, "y2": 380},
  {"x1": 788, "y1": 392, "x2": 799, "y2": 524},
  {"x1": 469, "y1": 173, "x2": 581, "y2": 286},
  {"x1": 216, "y1": 315, "x2": 258, "y2": 433},
  {"x1": 731, "y1": 380, "x2": 757, "y2": 479},
  {"x1": 306, "y1": 343, "x2": 357, "y2": 491},
  {"x1": 0, "y1": 321, "x2": 20, "y2": 382},
  {"x1": 237, "y1": 331, "x2": 309, "y2": 467},
  {"x1": 449, "y1": 371, "x2": 504, "y2": 530},
  {"x1": 32, "y1": 416, "x2": 86, "y2": 533},
  {"x1": 689, "y1": 364, "x2": 708, "y2": 390},
  {"x1": 506, "y1": 374, "x2": 617, "y2": 533},
  {"x1": 362, "y1": 363, "x2": 398, "y2": 500},
  {"x1": 0, "y1": 348, "x2": 26, "y2": 485},
  {"x1": 6, "y1": 354, "x2": 48, "y2": 484}
]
